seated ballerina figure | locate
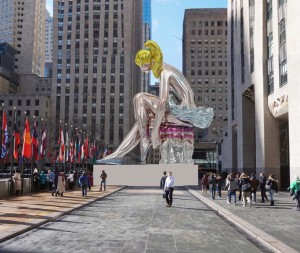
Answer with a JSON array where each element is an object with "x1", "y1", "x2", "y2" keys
[{"x1": 97, "y1": 40, "x2": 214, "y2": 164}]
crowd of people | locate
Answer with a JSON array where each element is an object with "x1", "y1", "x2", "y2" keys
[{"x1": 200, "y1": 172, "x2": 300, "y2": 210}]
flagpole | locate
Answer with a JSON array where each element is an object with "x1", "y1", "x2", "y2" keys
[
  {"x1": 30, "y1": 115, "x2": 35, "y2": 192},
  {"x1": 82, "y1": 131, "x2": 85, "y2": 172},
  {"x1": 64, "y1": 123, "x2": 67, "y2": 174},
  {"x1": 0, "y1": 103, "x2": 3, "y2": 178},
  {"x1": 10, "y1": 107, "x2": 16, "y2": 195},
  {"x1": 21, "y1": 111, "x2": 26, "y2": 194}
]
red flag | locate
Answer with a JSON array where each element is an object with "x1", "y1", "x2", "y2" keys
[
  {"x1": 58, "y1": 128, "x2": 64, "y2": 162},
  {"x1": 84, "y1": 137, "x2": 89, "y2": 159},
  {"x1": 13, "y1": 121, "x2": 21, "y2": 160},
  {"x1": 22, "y1": 117, "x2": 32, "y2": 159}
]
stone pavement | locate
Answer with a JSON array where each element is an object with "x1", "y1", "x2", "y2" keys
[
  {"x1": 0, "y1": 186, "x2": 124, "y2": 243},
  {"x1": 188, "y1": 187, "x2": 300, "y2": 253},
  {"x1": 0, "y1": 187, "x2": 266, "y2": 253}
]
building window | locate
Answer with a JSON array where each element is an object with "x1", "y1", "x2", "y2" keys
[{"x1": 26, "y1": 100, "x2": 30, "y2": 106}]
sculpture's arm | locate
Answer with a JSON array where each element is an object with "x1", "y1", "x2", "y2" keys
[{"x1": 151, "y1": 71, "x2": 169, "y2": 148}]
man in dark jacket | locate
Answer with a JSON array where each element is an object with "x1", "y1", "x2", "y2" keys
[
  {"x1": 79, "y1": 171, "x2": 88, "y2": 197},
  {"x1": 259, "y1": 173, "x2": 269, "y2": 203},
  {"x1": 160, "y1": 171, "x2": 167, "y2": 198}
]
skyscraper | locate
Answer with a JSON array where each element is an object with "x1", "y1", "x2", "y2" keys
[
  {"x1": 141, "y1": 0, "x2": 151, "y2": 92},
  {"x1": 224, "y1": 0, "x2": 299, "y2": 188},
  {"x1": 51, "y1": 0, "x2": 143, "y2": 150},
  {"x1": 45, "y1": 10, "x2": 53, "y2": 77},
  {"x1": 0, "y1": 0, "x2": 46, "y2": 76},
  {"x1": 183, "y1": 9, "x2": 228, "y2": 170}
]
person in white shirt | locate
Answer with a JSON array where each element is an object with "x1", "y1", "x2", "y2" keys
[{"x1": 164, "y1": 171, "x2": 175, "y2": 207}]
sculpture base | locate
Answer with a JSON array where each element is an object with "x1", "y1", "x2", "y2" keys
[{"x1": 93, "y1": 164, "x2": 198, "y2": 186}]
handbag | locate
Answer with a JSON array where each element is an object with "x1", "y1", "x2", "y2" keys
[{"x1": 265, "y1": 183, "x2": 272, "y2": 190}]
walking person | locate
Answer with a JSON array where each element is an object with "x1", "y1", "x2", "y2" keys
[
  {"x1": 209, "y1": 173, "x2": 217, "y2": 200},
  {"x1": 164, "y1": 171, "x2": 175, "y2": 207},
  {"x1": 67, "y1": 170, "x2": 75, "y2": 190},
  {"x1": 250, "y1": 174, "x2": 260, "y2": 203},
  {"x1": 160, "y1": 171, "x2": 167, "y2": 198},
  {"x1": 52, "y1": 169, "x2": 59, "y2": 196},
  {"x1": 216, "y1": 174, "x2": 223, "y2": 198},
  {"x1": 39, "y1": 171, "x2": 47, "y2": 191},
  {"x1": 99, "y1": 170, "x2": 107, "y2": 191},
  {"x1": 87, "y1": 173, "x2": 93, "y2": 191},
  {"x1": 236, "y1": 172, "x2": 242, "y2": 201},
  {"x1": 47, "y1": 170, "x2": 54, "y2": 192},
  {"x1": 226, "y1": 173, "x2": 238, "y2": 205},
  {"x1": 259, "y1": 173, "x2": 269, "y2": 203},
  {"x1": 55, "y1": 172, "x2": 66, "y2": 197},
  {"x1": 290, "y1": 176, "x2": 300, "y2": 211},
  {"x1": 239, "y1": 173, "x2": 251, "y2": 207},
  {"x1": 265, "y1": 174, "x2": 278, "y2": 206},
  {"x1": 12, "y1": 169, "x2": 21, "y2": 195},
  {"x1": 32, "y1": 168, "x2": 40, "y2": 192},
  {"x1": 79, "y1": 171, "x2": 88, "y2": 197},
  {"x1": 201, "y1": 174, "x2": 208, "y2": 194}
]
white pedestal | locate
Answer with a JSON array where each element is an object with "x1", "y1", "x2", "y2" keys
[{"x1": 93, "y1": 164, "x2": 198, "y2": 186}]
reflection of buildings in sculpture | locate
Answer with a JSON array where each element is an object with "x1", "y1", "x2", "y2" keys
[{"x1": 224, "y1": 0, "x2": 298, "y2": 188}]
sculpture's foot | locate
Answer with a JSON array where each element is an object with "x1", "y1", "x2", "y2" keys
[{"x1": 96, "y1": 158, "x2": 123, "y2": 165}]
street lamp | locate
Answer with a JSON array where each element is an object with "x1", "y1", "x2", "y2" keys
[{"x1": 212, "y1": 127, "x2": 219, "y2": 173}]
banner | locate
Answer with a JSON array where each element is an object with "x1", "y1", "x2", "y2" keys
[
  {"x1": 22, "y1": 117, "x2": 32, "y2": 159},
  {"x1": 13, "y1": 121, "x2": 21, "y2": 160}
]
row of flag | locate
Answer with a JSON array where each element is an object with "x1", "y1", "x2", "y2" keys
[
  {"x1": 1, "y1": 110, "x2": 112, "y2": 164},
  {"x1": 1, "y1": 111, "x2": 47, "y2": 162}
]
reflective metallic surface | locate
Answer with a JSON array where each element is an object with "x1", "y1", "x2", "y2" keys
[{"x1": 97, "y1": 41, "x2": 213, "y2": 165}]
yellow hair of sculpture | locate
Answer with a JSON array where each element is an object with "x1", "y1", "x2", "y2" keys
[{"x1": 135, "y1": 40, "x2": 163, "y2": 78}]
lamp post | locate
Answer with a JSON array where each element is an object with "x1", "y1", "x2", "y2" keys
[
  {"x1": 212, "y1": 127, "x2": 219, "y2": 173},
  {"x1": 10, "y1": 107, "x2": 16, "y2": 195}
]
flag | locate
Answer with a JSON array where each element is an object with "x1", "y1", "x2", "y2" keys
[
  {"x1": 40, "y1": 129, "x2": 47, "y2": 159},
  {"x1": 1, "y1": 111, "x2": 8, "y2": 159},
  {"x1": 81, "y1": 143, "x2": 85, "y2": 160},
  {"x1": 58, "y1": 128, "x2": 65, "y2": 162},
  {"x1": 22, "y1": 117, "x2": 32, "y2": 158},
  {"x1": 13, "y1": 120, "x2": 21, "y2": 160},
  {"x1": 75, "y1": 135, "x2": 81, "y2": 162},
  {"x1": 84, "y1": 137, "x2": 89, "y2": 159},
  {"x1": 32, "y1": 121, "x2": 39, "y2": 161},
  {"x1": 69, "y1": 141, "x2": 74, "y2": 162}
]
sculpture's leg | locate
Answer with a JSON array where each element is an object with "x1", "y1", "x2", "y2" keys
[
  {"x1": 133, "y1": 93, "x2": 159, "y2": 162},
  {"x1": 97, "y1": 124, "x2": 140, "y2": 163}
]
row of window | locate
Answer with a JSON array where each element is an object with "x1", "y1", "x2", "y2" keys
[
  {"x1": 191, "y1": 60, "x2": 227, "y2": 67},
  {"x1": 191, "y1": 78, "x2": 227, "y2": 85},
  {"x1": 2, "y1": 99, "x2": 42, "y2": 106},
  {"x1": 190, "y1": 29, "x2": 227, "y2": 36},
  {"x1": 191, "y1": 69, "x2": 227, "y2": 76},
  {"x1": 190, "y1": 20, "x2": 227, "y2": 28}
]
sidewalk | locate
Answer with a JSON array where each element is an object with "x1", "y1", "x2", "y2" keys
[
  {"x1": 0, "y1": 185, "x2": 125, "y2": 243},
  {"x1": 187, "y1": 187, "x2": 300, "y2": 253}
]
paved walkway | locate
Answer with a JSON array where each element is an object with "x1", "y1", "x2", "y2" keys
[
  {"x1": 0, "y1": 186, "x2": 124, "y2": 243},
  {"x1": 0, "y1": 187, "x2": 264, "y2": 253},
  {"x1": 188, "y1": 187, "x2": 300, "y2": 253}
]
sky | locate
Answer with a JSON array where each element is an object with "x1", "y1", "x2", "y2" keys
[{"x1": 46, "y1": 0, "x2": 227, "y2": 84}]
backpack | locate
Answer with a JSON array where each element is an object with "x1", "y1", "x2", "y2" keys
[{"x1": 242, "y1": 182, "x2": 251, "y2": 191}]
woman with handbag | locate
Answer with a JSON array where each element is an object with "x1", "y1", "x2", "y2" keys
[{"x1": 265, "y1": 174, "x2": 278, "y2": 206}]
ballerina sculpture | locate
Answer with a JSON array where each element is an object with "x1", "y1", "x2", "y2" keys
[{"x1": 97, "y1": 40, "x2": 214, "y2": 164}]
